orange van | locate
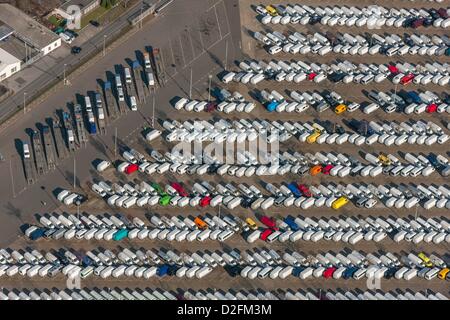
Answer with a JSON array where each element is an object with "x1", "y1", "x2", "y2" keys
[
  {"x1": 310, "y1": 165, "x2": 323, "y2": 176},
  {"x1": 194, "y1": 217, "x2": 207, "y2": 230}
]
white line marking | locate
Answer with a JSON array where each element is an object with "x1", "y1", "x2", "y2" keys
[
  {"x1": 169, "y1": 39, "x2": 177, "y2": 74},
  {"x1": 178, "y1": 35, "x2": 186, "y2": 67},
  {"x1": 220, "y1": 0, "x2": 231, "y2": 39},
  {"x1": 214, "y1": 4, "x2": 222, "y2": 40}
]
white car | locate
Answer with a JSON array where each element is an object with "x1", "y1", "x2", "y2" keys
[
  {"x1": 129, "y1": 96, "x2": 137, "y2": 111},
  {"x1": 268, "y1": 45, "x2": 282, "y2": 55}
]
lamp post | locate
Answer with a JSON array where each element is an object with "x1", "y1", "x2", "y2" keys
[
  {"x1": 152, "y1": 89, "x2": 155, "y2": 128},
  {"x1": 63, "y1": 63, "x2": 67, "y2": 85},
  {"x1": 73, "y1": 156, "x2": 76, "y2": 189},
  {"x1": 224, "y1": 40, "x2": 228, "y2": 71},
  {"x1": 103, "y1": 35, "x2": 107, "y2": 56},
  {"x1": 189, "y1": 67, "x2": 193, "y2": 99},
  {"x1": 114, "y1": 127, "x2": 118, "y2": 157},
  {"x1": 207, "y1": 74, "x2": 212, "y2": 102},
  {"x1": 23, "y1": 92, "x2": 27, "y2": 114}
]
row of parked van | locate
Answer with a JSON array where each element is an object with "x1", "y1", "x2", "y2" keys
[
  {"x1": 160, "y1": 117, "x2": 447, "y2": 147},
  {"x1": 95, "y1": 177, "x2": 450, "y2": 211},
  {"x1": 242, "y1": 214, "x2": 450, "y2": 245},
  {"x1": 260, "y1": 87, "x2": 450, "y2": 115},
  {"x1": 32, "y1": 208, "x2": 450, "y2": 245},
  {"x1": 256, "y1": 4, "x2": 450, "y2": 28},
  {"x1": 257, "y1": 30, "x2": 450, "y2": 57},
  {"x1": 134, "y1": 149, "x2": 447, "y2": 179},
  {"x1": 173, "y1": 97, "x2": 255, "y2": 114},
  {"x1": 238, "y1": 257, "x2": 449, "y2": 282},
  {"x1": 236, "y1": 58, "x2": 450, "y2": 81},
  {"x1": 231, "y1": 59, "x2": 450, "y2": 86},
  {"x1": 56, "y1": 190, "x2": 84, "y2": 206},
  {"x1": 37, "y1": 214, "x2": 238, "y2": 243},
  {"x1": 4, "y1": 287, "x2": 445, "y2": 300},
  {"x1": 3, "y1": 245, "x2": 447, "y2": 282},
  {"x1": 301, "y1": 290, "x2": 447, "y2": 301},
  {"x1": 0, "y1": 287, "x2": 182, "y2": 301}
]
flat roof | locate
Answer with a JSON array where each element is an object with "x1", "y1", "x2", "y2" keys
[
  {"x1": 60, "y1": 0, "x2": 99, "y2": 11},
  {"x1": 0, "y1": 23, "x2": 14, "y2": 42},
  {"x1": 0, "y1": 4, "x2": 59, "y2": 49},
  {"x1": 0, "y1": 48, "x2": 21, "y2": 74}
]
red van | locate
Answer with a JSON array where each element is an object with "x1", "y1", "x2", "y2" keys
[
  {"x1": 322, "y1": 164, "x2": 334, "y2": 175},
  {"x1": 260, "y1": 229, "x2": 273, "y2": 241},
  {"x1": 323, "y1": 267, "x2": 337, "y2": 278},
  {"x1": 426, "y1": 104, "x2": 437, "y2": 113},
  {"x1": 388, "y1": 65, "x2": 399, "y2": 74},
  {"x1": 171, "y1": 182, "x2": 188, "y2": 197},
  {"x1": 308, "y1": 73, "x2": 317, "y2": 81},
  {"x1": 125, "y1": 164, "x2": 138, "y2": 174},
  {"x1": 260, "y1": 216, "x2": 277, "y2": 230},
  {"x1": 297, "y1": 184, "x2": 312, "y2": 197},
  {"x1": 199, "y1": 196, "x2": 211, "y2": 207},
  {"x1": 401, "y1": 74, "x2": 414, "y2": 85}
]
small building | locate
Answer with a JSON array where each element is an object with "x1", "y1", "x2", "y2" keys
[
  {"x1": 0, "y1": 48, "x2": 21, "y2": 82},
  {"x1": 0, "y1": 4, "x2": 61, "y2": 56}
]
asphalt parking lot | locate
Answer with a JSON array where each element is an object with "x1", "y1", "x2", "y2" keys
[{"x1": 0, "y1": 0, "x2": 449, "y2": 298}]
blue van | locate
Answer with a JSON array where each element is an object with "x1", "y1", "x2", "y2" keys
[
  {"x1": 284, "y1": 216, "x2": 300, "y2": 231},
  {"x1": 287, "y1": 183, "x2": 302, "y2": 197},
  {"x1": 407, "y1": 91, "x2": 422, "y2": 104},
  {"x1": 342, "y1": 266, "x2": 358, "y2": 279}
]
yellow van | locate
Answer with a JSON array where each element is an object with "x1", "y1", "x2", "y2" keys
[
  {"x1": 307, "y1": 130, "x2": 321, "y2": 144},
  {"x1": 438, "y1": 268, "x2": 449, "y2": 280},
  {"x1": 331, "y1": 196, "x2": 349, "y2": 210},
  {"x1": 378, "y1": 153, "x2": 391, "y2": 166},
  {"x1": 418, "y1": 252, "x2": 433, "y2": 267},
  {"x1": 265, "y1": 5, "x2": 278, "y2": 16},
  {"x1": 245, "y1": 218, "x2": 258, "y2": 230},
  {"x1": 334, "y1": 104, "x2": 347, "y2": 114}
]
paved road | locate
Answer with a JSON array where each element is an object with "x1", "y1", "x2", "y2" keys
[
  {"x1": 0, "y1": 0, "x2": 146, "y2": 122},
  {"x1": 0, "y1": 0, "x2": 242, "y2": 245}
]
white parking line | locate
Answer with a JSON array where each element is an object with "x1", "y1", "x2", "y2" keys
[
  {"x1": 220, "y1": 0, "x2": 231, "y2": 40},
  {"x1": 178, "y1": 36, "x2": 186, "y2": 67},
  {"x1": 167, "y1": 32, "x2": 230, "y2": 80},
  {"x1": 197, "y1": 23, "x2": 206, "y2": 54},
  {"x1": 169, "y1": 39, "x2": 176, "y2": 71},
  {"x1": 188, "y1": 29, "x2": 196, "y2": 60},
  {"x1": 214, "y1": 3, "x2": 222, "y2": 40}
]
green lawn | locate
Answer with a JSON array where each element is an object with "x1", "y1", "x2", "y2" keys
[
  {"x1": 79, "y1": 6, "x2": 109, "y2": 29},
  {"x1": 48, "y1": 15, "x2": 65, "y2": 28}
]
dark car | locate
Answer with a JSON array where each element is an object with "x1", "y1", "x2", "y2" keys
[
  {"x1": 335, "y1": 125, "x2": 345, "y2": 134},
  {"x1": 385, "y1": 267, "x2": 399, "y2": 279},
  {"x1": 207, "y1": 164, "x2": 219, "y2": 174},
  {"x1": 292, "y1": 267, "x2": 305, "y2": 277},
  {"x1": 241, "y1": 197, "x2": 253, "y2": 208},
  {"x1": 423, "y1": 18, "x2": 433, "y2": 27},
  {"x1": 65, "y1": 29, "x2": 78, "y2": 38},
  {"x1": 224, "y1": 265, "x2": 242, "y2": 277},
  {"x1": 167, "y1": 264, "x2": 179, "y2": 276},
  {"x1": 90, "y1": 20, "x2": 100, "y2": 27},
  {"x1": 342, "y1": 266, "x2": 358, "y2": 279},
  {"x1": 71, "y1": 46, "x2": 82, "y2": 54}
]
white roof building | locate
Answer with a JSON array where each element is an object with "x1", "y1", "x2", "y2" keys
[
  {"x1": 0, "y1": 48, "x2": 21, "y2": 82},
  {"x1": 0, "y1": 4, "x2": 61, "y2": 56}
]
